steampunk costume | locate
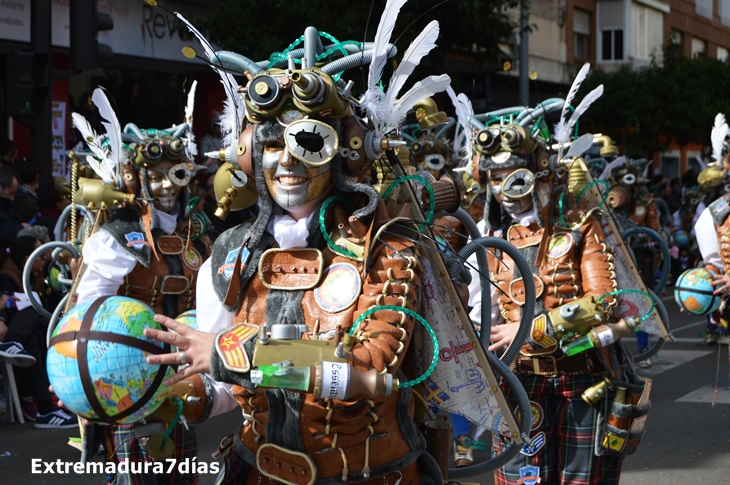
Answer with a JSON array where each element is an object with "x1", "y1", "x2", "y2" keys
[
  {"x1": 71, "y1": 87, "x2": 232, "y2": 485},
  {"x1": 469, "y1": 69, "x2": 650, "y2": 485}
]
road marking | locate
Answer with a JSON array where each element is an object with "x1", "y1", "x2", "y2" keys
[
  {"x1": 636, "y1": 350, "x2": 712, "y2": 377},
  {"x1": 676, "y1": 375, "x2": 730, "y2": 404},
  {"x1": 668, "y1": 320, "x2": 707, "y2": 333}
]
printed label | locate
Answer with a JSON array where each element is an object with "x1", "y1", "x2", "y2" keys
[{"x1": 319, "y1": 362, "x2": 351, "y2": 400}]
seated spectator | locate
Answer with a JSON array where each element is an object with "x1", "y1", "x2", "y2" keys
[
  {"x1": 12, "y1": 158, "x2": 41, "y2": 223},
  {"x1": 0, "y1": 236, "x2": 75, "y2": 428},
  {"x1": 0, "y1": 139, "x2": 17, "y2": 167},
  {"x1": 0, "y1": 167, "x2": 24, "y2": 250}
]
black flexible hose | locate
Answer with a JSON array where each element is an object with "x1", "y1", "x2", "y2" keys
[{"x1": 621, "y1": 226, "x2": 671, "y2": 294}]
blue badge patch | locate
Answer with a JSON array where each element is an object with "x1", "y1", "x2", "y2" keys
[
  {"x1": 520, "y1": 431, "x2": 546, "y2": 457},
  {"x1": 518, "y1": 465, "x2": 541, "y2": 485},
  {"x1": 218, "y1": 247, "x2": 250, "y2": 280},
  {"x1": 124, "y1": 232, "x2": 148, "y2": 250}
]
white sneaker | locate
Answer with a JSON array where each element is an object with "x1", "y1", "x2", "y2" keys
[
  {"x1": 719, "y1": 336, "x2": 730, "y2": 345},
  {"x1": 639, "y1": 357, "x2": 652, "y2": 369}
]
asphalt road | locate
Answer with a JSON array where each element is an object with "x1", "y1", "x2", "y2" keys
[{"x1": 1, "y1": 290, "x2": 729, "y2": 484}]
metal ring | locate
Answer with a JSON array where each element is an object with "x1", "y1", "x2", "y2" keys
[{"x1": 179, "y1": 351, "x2": 187, "y2": 365}]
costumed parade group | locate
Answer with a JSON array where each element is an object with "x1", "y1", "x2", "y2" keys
[{"x1": 20, "y1": 0, "x2": 730, "y2": 483}]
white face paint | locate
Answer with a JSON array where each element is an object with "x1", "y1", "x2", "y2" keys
[
  {"x1": 262, "y1": 140, "x2": 332, "y2": 210},
  {"x1": 147, "y1": 161, "x2": 182, "y2": 213}
]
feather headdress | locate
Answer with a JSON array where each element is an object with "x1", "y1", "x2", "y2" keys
[
  {"x1": 554, "y1": 63, "x2": 603, "y2": 160},
  {"x1": 598, "y1": 155, "x2": 627, "y2": 181},
  {"x1": 183, "y1": 80, "x2": 198, "y2": 159},
  {"x1": 446, "y1": 86, "x2": 474, "y2": 165},
  {"x1": 362, "y1": 1, "x2": 449, "y2": 133},
  {"x1": 175, "y1": 12, "x2": 245, "y2": 149},
  {"x1": 711, "y1": 113, "x2": 728, "y2": 164},
  {"x1": 71, "y1": 88, "x2": 124, "y2": 186}
]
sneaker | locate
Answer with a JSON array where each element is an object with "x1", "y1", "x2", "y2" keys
[
  {"x1": 0, "y1": 342, "x2": 36, "y2": 367},
  {"x1": 719, "y1": 336, "x2": 730, "y2": 345},
  {"x1": 698, "y1": 333, "x2": 718, "y2": 346},
  {"x1": 454, "y1": 434, "x2": 474, "y2": 467},
  {"x1": 20, "y1": 397, "x2": 37, "y2": 422},
  {"x1": 639, "y1": 357, "x2": 652, "y2": 369},
  {"x1": 35, "y1": 409, "x2": 77, "y2": 429}
]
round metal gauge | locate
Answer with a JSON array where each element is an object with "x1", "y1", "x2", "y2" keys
[
  {"x1": 502, "y1": 168, "x2": 535, "y2": 199},
  {"x1": 284, "y1": 119, "x2": 339, "y2": 166}
]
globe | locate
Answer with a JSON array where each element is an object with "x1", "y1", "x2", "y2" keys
[
  {"x1": 674, "y1": 268, "x2": 720, "y2": 315},
  {"x1": 47, "y1": 296, "x2": 176, "y2": 424},
  {"x1": 175, "y1": 309, "x2": 198, "y2": 331},
  {"x1": 674, "y1": 230, "x2": 689, "y2": 248}
]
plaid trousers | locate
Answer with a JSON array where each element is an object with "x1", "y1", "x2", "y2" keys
[
  {"x1": 105, "y1": 422, "x2": 198, "y2": 485},
  {"x1": 493, "y1": 374, "x2": 623, "y2": 485}
]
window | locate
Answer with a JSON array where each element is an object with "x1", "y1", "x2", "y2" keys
[
  {"x1": 721, "y1": 0, "x2": 730, "y2": 27},
  {"x1": 660, "y1": 152, "x2": 679, "y2": 180},
  {"x1": 574, "y1": 9, "x2": 591, "y2": 59},
  {"x1": 719, "y1": 46, "x2": 729, "y2": 61},
  {"x1": 602, "y1": 30, "x2": 624, "y2": 60},
  {"x1": 687, "y1": 151, "x2": 703, "y2": 175},
  {"x1": 669, "y1": 30, "x2": 682, "y2": 47},
  {"x1": 631, "y1": 3, "x2": 664, "y2": 60},
  {"x1": 691, "y1": 37, "x2": 706, "y2": 57},
  {"x1": 696, "y1": 0, "x2": 713, "y2": 19}
]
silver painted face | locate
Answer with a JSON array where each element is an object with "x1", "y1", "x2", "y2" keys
[
  {"x1": 262, "y1": 140, "x2": 333, "y2": 210},
  {"x1": 147, "y1": 161, "x2": 181, "y2": 213}
]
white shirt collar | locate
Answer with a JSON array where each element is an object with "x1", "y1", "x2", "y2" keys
[
  {"x1": 511, "y1": 209, "x2": 536, "y2": 227},
  {"x1": 266, "y1": 206, "x2": 317, "y2": 249},
  {"x1": 157, "y1": 209, "x2": 178, "y2": 235}
]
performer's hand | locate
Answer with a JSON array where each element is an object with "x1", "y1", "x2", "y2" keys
[
  {"x1": 488, "y1": 323, "x2": 519, "y2": 352},
  {"x1": 711, "y1": 273, "x2": 730, "y2": 295},
  {"x1": 144, "y1": 314, "x2": 215, "y2": 386}
]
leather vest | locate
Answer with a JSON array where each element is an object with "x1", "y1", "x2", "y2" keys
[
  {"x1": 492, "y1": 217, "x2": 617, "y2": 355},
  {"x1": 117, "y1": 234, "x2": 204, "y2": 317},
  {"x1": 214, "y1": 230, "x2": 426, "y2": 483}
]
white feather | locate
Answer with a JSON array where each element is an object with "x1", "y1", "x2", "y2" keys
[
  {"x1": 369, "y1": 0, "x2": 408, "y2": 94},
  {"x1": 385, "y1": 20, "x2": 439, "y2": 108},
  {"x1": 387, "y1": 74, "x2": 451, "y2": 129},
  {"x1": 183, "y1": 80, "x2": 198, "y2": 159},
  {"x1": 711, "y1": 113, "x2": 728, "y2": 162},
  {"x1": 71, "y1": 113, "x2": 105, "y2": 161},
  {"x1": 598, "y1": 155, "x2": 627, "y2": 181},
  {"x1": 564, "y1": 133, "x2": 595, "y2": 159},
  {"x1": 567, "y1": 85, "x2": 603, "y2": 129},
  {"x1": 447, "y1": 86, "x2": 474, "y2": 162},
  {"x1": 176, "y1": 12, "x2": 245, "y2": 149},
  {"x1": 555, "y1": 63, "x2": 591, "y2": 159},
  {"x1": 91, "y1": 89, "x2": 123, "y2": 184}
]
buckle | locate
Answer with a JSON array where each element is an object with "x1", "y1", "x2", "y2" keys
[
  {"x1": 532, "y1": 356, "x2": 558, "y2": 377},
  {"x1": 256, "y1": 443, "x2": 316, "y2": 485}
]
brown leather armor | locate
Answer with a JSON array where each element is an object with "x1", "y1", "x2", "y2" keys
[
  {"x1": 492, "y1": 216, "x2": 617, "y2": 358},
  {"x1": 628, "y1": 199, "x2": 660, "y2": 232},
  {"x1": 715, "y1": 214, "x2": 730, "y2": 271},
  {"x1": 230, "y1": 234, "x2": 424, "y2": 484},
  {"x1": 117, "y1": 234, "x2": 204, "y2": 316}
]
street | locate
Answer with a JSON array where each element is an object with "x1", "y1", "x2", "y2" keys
[{"x1": 1, "y1": 291, "x2": 729, "y2": 484}]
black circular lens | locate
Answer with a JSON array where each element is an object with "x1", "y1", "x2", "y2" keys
[{"x1": 294, "y1": 131, "x2": 325, "y2": 153}]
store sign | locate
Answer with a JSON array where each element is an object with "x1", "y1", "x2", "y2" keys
[
  {"x1": 0, "y1": 0, "x2": 209, "y2": 63},
  {"x1": 51, "y1": 101, "x2": 67, "y2": 178}
]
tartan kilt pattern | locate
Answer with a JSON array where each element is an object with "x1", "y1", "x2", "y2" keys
[
  {"x1": 105, "y1": 422, "x2": 198, "y2": 485},
  {"x1": 492, "y1": 374, "x2": 623, "y2": 485}
]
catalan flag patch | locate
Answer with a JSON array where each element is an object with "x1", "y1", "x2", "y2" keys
[
  {"x1": 530, "y1": 314, "x2": 557, "y2": 348},
  {"x1": 215, "y1": 323, "x2": 259, "y2": 372}
]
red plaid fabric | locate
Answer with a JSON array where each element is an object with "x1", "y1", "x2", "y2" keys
[
  {"x1": 493, "y1": 374, "x2": 623, "y2": 485},
  {"x1": 105, "y1": 423, "x2": 198, "y2": 485}
]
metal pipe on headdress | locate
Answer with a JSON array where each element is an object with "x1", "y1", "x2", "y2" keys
[
  {"x1": 124, "y1": 123, "x2": 146, "y2": 140},
  {"x1": 209, "y1": 51, "x2": 263, "y2": 76},
  {"x1": 515, "y1": 98, "x2": 564, "y2": 126},
  {"x1": 320, "y1": 45, "x2": 396, "y2": 75},
  {"x1": 303, "y1": 26, "x2": 319, "y2": 69}
]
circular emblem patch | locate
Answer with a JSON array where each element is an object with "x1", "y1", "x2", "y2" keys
[
  {"x1": 546, "y1": 232, "x2": 573, "y2": 259},
  {"x1": 514, "y1": 401, "x2": 544, "y2": 431},
  {"x1": 183, "y1": 248, "x2": 202, "y2": 270},
  {"x1": 314, "y1": 263, "x2": 362, "y2": 313}
]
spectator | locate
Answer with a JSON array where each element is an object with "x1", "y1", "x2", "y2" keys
[
  {"x1": 0, "y1": 167, "x2": 25, "y2": 249},
  {"x1": 12, "y1": 158, "x2": 42, "y2": 223},
  {"x1": 0, "y1": 139, "x2": 17, "y2": 167},
  {"x1": 0, "y1": 236, "x2": 75, "y2": 428},
  {"x1": 199, "y1": 118, "x2": 223, "y2": 173}
]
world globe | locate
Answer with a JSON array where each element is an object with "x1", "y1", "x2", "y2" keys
[
  {"x1": 674, "y1": 268, "x2": 720, "y2": 315},
  {"x1": 47, "y1": 296, "x2": 176, "y2": 424}
]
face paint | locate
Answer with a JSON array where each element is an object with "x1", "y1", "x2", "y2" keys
[
  {"x1": 262, "y1": 140, "x2": 333, "y2": 210},
  {"x1": 147, "y1": 160, "x2": 182, "y2": 213},
  {"x1": 489, "y1": 166, "x2": 534, "y2": 215}
]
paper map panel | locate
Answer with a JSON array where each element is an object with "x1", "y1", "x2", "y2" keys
[
  {"x1": 412, "y1": 255, "x2": 521, "y2": 441},
  {"x1": 582, "y1": 165, "x2": 670, "y2": 339}
]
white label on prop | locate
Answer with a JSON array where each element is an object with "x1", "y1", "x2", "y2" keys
[
  {"x1": 596, "y1": 329, "x2": 615, "y2": 347},
  {"x1": 319, "y1": 362, "x2": 351, "y2": 400}
]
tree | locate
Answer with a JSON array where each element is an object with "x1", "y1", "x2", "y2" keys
[
  {"x1": 579, "y1": 48, "x2": 730, "y2": 157},
  {"x1": 196, "y1": 0, "x2": 517, "y2": 87}
]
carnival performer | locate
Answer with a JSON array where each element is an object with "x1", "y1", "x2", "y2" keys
[
  {"x1": 71, "y1": 86, "x2": 237, "y2": 484},
  {"x1": 693, "y1": 114, "x2": 730, "y2": 345},
  {"x1": 474, "y1": 65, "x2": 649, "y2": 485},
  {"x1": 137, "y1": 0, "x2": 467, "y2": 480}
]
